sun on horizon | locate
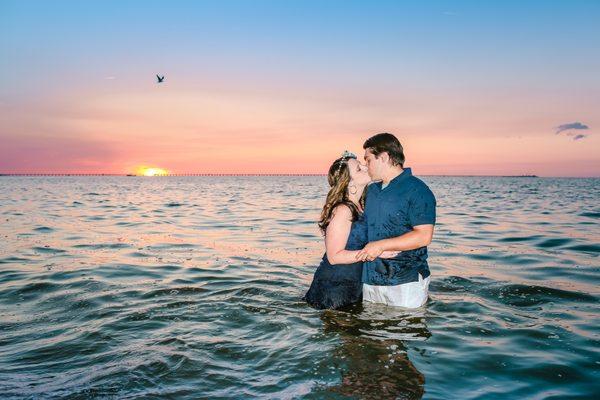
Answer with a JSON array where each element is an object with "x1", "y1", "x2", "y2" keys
[{"x1": 135, "y1": 166, "x2": 169, "y2": 176}]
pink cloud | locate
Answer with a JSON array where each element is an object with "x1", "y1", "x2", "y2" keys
[{"x1": 0, "y1": 136, "x2": 119, "y2": 173}]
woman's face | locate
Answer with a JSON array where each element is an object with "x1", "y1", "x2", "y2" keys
[{"x1": 347, "y1": 158, "x2": 371, "y2": 186}]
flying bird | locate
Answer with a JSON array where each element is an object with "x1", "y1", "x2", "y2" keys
[{"x1": 156, "y1": 74, "x2": 165, "y2": 83}]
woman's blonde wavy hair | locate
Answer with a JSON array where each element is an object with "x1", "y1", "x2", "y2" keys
[{"x1": 318, "y1": 156, "x2": 366, "y2": 234}]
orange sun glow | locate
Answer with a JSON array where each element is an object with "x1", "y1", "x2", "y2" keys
[{"x1": 135, "y1": 166, "x2": 169, "y2": 176}]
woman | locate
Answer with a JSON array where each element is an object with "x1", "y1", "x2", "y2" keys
[{"x1": 304, "y1": 151, "x2": 397, "y2": 310}]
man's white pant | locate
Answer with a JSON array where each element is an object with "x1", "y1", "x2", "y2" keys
[{"x1": 363, "y1": 273, "x2": 430, "y2": 308}]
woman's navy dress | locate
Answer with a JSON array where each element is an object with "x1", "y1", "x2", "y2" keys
[{"x1": 304, "y1": 214, "x2": 367, "y2": 309}]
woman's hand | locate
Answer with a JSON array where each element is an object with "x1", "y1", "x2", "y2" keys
[{"x1": 356, "y1": 241, "x2": 385, "y2": 261}]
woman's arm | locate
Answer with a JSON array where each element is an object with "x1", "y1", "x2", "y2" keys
[
  {"x1": 356, "y1": 226, "x2": 433, "y2": 261},
  {"x1": 325, "y1": 205, "x2": 362, "y2": 265}
]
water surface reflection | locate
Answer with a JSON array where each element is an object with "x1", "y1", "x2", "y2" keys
[{"x1": 319, "y1": 305, "x2": 430, "y2": 399}]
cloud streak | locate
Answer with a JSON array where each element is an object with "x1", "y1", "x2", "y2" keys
[{"x1": 555, "y1": 122, "x2": 589, "y2": 134}]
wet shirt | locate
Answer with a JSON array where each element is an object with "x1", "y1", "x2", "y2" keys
[{"x1": 362, "y1": 168, "x2": 436, "y2": 286}]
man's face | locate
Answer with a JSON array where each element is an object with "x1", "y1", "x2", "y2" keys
[{"x1": 364, "y1": 149, "x2": 384, "y2": 180}]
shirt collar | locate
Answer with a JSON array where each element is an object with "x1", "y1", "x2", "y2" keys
[{"x1": 381, "y1": 167, "x2": 412, "y2": 190}]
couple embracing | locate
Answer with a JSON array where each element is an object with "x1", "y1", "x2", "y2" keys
[{"x1": 305, "y1": 133, "x2": 436, "y2": 309}]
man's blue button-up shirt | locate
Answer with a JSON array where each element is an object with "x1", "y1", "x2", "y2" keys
[{"x1": 362, "y1": 167, "x2": 436, "y2": 286}]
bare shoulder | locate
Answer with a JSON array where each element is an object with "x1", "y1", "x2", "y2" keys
[{"x1": 331, "y1": 203, "x2": 353, "y2": 220}]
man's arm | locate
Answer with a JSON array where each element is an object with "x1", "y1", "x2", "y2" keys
[
  {"x1": 357, "y1": 184, "x2": 436, "y2": 262},
  {"x1": 356, "y1": 224, "x2": 434, "y2": 261}
]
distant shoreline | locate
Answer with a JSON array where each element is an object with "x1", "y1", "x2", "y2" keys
[{"x1": 1, "y1": 173, "x2": 597, "y2": 178}]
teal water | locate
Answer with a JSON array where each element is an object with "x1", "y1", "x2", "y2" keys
[{"x1": 0, "y1": 176, "x2": 598, "y2": 399}]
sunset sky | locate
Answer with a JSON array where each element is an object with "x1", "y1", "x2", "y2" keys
[{"x1": 1, "y1": 1, "x2": 599, "y2": 176}]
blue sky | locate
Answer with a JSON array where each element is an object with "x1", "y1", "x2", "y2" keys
[{"x1": 1, "y1": 1, "x2": 599, "y2": 175}]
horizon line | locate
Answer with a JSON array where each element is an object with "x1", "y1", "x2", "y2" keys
[{"x1": 1, "y1": 173, "x2": 598, "y2": 178}]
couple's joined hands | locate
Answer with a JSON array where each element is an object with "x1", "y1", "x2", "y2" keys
[{"x1": 356, "y1": 242, "x2": 401, "y2": 262}]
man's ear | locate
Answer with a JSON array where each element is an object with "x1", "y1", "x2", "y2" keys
[{"x1": 380, "y1": 152, "x2": 389, "y2": 164}]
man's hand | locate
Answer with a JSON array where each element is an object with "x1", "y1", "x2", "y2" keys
[
  {"x1": 380, "y1": 250, "x2": 401, "y2": 259},
  {"x1": 356, "y1": 241, "x2": 385, "y2": 262}
]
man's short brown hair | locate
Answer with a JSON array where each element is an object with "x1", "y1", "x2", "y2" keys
[{"x1": 363, "y1": 133, "x2": 405, "y2": 167}]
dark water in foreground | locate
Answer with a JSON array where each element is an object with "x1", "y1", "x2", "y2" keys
[{"x1": 0, "y1": 176, "x2": 598, "y2": 399}]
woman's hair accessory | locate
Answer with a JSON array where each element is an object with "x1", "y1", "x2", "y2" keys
[{"x1": 336, "y1": 150, "x2": 357, "y2": 174}]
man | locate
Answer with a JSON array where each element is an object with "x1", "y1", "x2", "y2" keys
[{"x1": 356, "y1": 133, "x2": 436, "y2": 308}]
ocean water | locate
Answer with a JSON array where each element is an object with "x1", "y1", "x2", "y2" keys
[{"x1": 0, "y1": 176, "x2": 598, "y2": 399}]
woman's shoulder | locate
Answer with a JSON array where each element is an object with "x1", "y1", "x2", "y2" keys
[
  {"x1": 331, "y1": 202, "x2": 354, "y2": 218},
  {"x1": 332, "y1": 201, "x2": 363, "y2": 222}
]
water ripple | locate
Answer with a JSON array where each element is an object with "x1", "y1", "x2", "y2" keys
[{"x1": 0, "y1": 176, "x2": 598, "y2": 399}]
